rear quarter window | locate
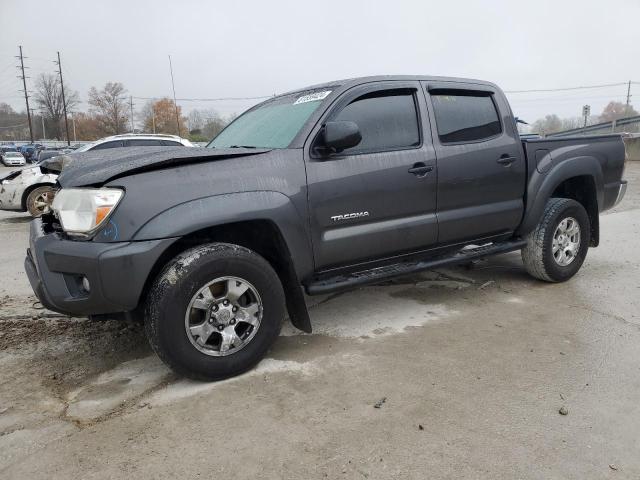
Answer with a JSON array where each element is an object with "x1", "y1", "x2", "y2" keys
[{"x1": 430, "y1": 92, "x2": 501, "y2": 143}]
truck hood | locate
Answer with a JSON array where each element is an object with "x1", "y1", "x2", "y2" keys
[{"x1": 56, "y1": 146, "x2": 272, "y2": 188}]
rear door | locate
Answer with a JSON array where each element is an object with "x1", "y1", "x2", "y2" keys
[
  {"x1": 305, "y1": 81, "x2": 438, "y2": 270},
  {"x1": 423, "y1": 82, "x2": 526, "y2": 244}
]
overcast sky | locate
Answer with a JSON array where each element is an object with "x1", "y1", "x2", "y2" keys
[{"x1": 1, "y1": 0, "x2": 638, "y2": 123}]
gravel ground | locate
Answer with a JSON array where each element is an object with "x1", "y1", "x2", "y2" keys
[{"x1": 0, "y1": 163, "x2": 638, "y2": 479}]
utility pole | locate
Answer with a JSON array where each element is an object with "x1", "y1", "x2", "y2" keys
[
  {"x1": 17, "y1": 46, "x2": 34, "y2": 143},
  {"x1": 625, "y1": 80, "x2": 632, "y2": 116},
  {"x1": 40, "y1": 111, "x2": 46, "y2": 140},
  {"x1": 129, "y1": 96, "x2": 135, "y2": 132},
  {"x1": 152, "y1": 102, "x2": 156, "y2": 134},
  {"x1": 168, "y1": 55, "x2": 181, "y2": 137},
  {"x1": 55, "y1": 51, "x2": 71, "y2": 146},
  {"x1": 71, "y1": 112, "x2": 76, "y2": 142},
  {"x1": 29, "y1": 108, "x2": 37, "y2": 139}
]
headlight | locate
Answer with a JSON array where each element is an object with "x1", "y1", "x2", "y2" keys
[{"x1": 52, "y1": 188, "x2": 123, "y2": 236}]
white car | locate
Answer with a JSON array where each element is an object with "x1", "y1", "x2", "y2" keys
[
  {"x1": 1, "y1": 151, "x2": 26, "y2": 166},
  {"x1": 0, "y1": 134, "x2": 195, "y2": 217}
]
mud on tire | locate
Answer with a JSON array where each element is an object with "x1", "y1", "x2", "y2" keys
[
  {"x1": 521, "y1": 197, "x2": 590, "y2": 282},
  {"x1": 144, "y1": 242, "x2": 285, "y2": 381}
]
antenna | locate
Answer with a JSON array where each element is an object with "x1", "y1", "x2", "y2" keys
[{"x1": 168, "y1": 55, "x2": 181, "y2": 137}]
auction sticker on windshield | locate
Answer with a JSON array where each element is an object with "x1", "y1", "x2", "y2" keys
[{"x1": 294, "y1": 91, "x2": 332, "y2": 105}]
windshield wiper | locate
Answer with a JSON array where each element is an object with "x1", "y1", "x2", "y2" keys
[{"x1": 228, "y1": 145, "x2": 257, "y2": 149}]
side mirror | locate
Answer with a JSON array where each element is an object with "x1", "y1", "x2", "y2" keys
[{"x1": 321, "y1": 121, "x2": 362, "y2": 154}]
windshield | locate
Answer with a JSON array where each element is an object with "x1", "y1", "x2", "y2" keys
[{"x1": 207, "y1": 89, "x2": 333, "y2": 149}]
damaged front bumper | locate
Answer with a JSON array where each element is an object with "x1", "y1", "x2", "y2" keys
[{"x1": 25, "y1": 218, "x2": 176, "y2": 317}]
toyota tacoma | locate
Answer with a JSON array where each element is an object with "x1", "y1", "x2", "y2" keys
[{"x1": 24, "y1": 76, "x2": 627, "y2": 380}]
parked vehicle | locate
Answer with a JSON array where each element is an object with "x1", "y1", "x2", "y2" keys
[
  {"x1": 37, "y1": 149, "x2": 63, "y2": 163},
  {"x1": 0, "y1": 146, "x2": 18, "y2": 156},
  {"x1": 1, "y1": 151, "x2": 26, "y2": 166},
  {"x1": 73, "y1": 134, "x2": 194, "y2": 151},
  {"x1": 25, "y1": 76, "x2": 627, "y2": 381},
  {"x1": 19, "y1": 145, "x2": 39, "y2": 162},
  {"x1": 1, "y1": 134, "x2": 194, "y2": 217}
]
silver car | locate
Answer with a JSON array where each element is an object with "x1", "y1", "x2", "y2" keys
[
  {"x1": 1, "y1": 151, "x2": 26, "y2": 166},
  {"x1": 0, "y1": 134, "x2": 195, "y2": 217}
]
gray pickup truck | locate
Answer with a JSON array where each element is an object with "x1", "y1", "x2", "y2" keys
[{"x1": 25, "y1": 75, "x2": 627, "y2": 380}]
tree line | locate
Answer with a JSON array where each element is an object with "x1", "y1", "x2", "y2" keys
[
  {"x1": 2, "y1": 76, "x2": 638, "y2": 141},
  {"x1": 0, "y1": 73, "x2": 235, "y2": 142},
  {"x1": 528, "y1": 101, "x2": 639, "y2": 135}
]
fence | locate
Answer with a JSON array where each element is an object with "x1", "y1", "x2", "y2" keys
[{"x1": 548, "y1": 115, "x2": 640, "y2": 137}]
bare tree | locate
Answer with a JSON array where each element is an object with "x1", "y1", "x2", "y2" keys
[
  {"x1": 33, "y1": 73, "x2": 79, "y2": 140},
  {"x1": 201, "y1": 110, "x2": 235, "y2": 140},
  {"x1": 599, "y1": 101, "x2": 638, "y2": 122},
  {"x1": 88, "y1": 82, "x2": 130, "y2": 135},
  {"x1": 187, "y1": 109, "x2": 205, "y2": 132},
  {"x1": 531, "y1": 114, "x2": 563, "y2": 135}
]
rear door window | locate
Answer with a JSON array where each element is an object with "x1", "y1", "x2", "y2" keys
[
  {"x1": 430, "y1": 92, "x2": 501, "y2": 143},
  {"x1": 332, "y1": 90, "x2": 420, "y2": 155},
  {"x1": 161, "y1": 140, "x2": 184, "y2": 146}
]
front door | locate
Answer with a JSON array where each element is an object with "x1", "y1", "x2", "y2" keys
[{"x1": 305, "y1": 82, "x2": 438, "y2": 270}]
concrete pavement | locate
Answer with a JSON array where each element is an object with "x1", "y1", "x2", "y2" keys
[{"x1": 0, "y1": 163, "x2": 638, "y2": 479}]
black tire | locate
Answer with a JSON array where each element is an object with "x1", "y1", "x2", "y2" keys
[
  {"x1": 26, "y1": 185, "x2": 55, "y2": 217},
  {"x1": 145, "y1": 243, "x2": 285, "y2": 381},
  {"x1": 521, "y1": 198, "x2": 590, "y2": 282}
]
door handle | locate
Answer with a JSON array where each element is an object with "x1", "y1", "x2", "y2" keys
[
  {"x1": 408, "y1": 163, "x2": 434, "y2": 177},
  {"x1": 497, "y1": 155, "x2": 517, "y2": 166}
]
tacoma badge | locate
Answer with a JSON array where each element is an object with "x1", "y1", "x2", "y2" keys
[{"x1": 331, "y1": 211, "x2": 369, "y2": 222}]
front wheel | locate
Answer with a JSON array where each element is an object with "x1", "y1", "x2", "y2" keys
[
  {"x1": 145, "y1": 243, "x2": 286, "y2": 381},
  {"x1": 521, "y1": 198, "x2": 590, "y2": 282}
]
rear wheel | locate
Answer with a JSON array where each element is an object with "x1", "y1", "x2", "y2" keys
[
  {"x1": 26, "y1": 185, "x2": 55, "y2": 217},
  {"x1": 145, "y1": 243, "x2": 285, "y2": 381},
  {"x1": 521, "y1": 198, "x2": 590, "y2": 282}
]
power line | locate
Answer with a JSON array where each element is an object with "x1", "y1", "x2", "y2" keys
[
  {"x1": 505, "y1": 82, "x2": 630, "y2": 94},
  {"x1": 508, "y1": 94, "x2": 628, "y2": 104},
  {"x1": 132, "y1": 95, "x2": 272, "y2": 102}
]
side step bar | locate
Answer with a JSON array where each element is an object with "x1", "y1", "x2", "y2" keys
[{"x1": 305, "y1": 239, "x2": 527, "y2": 295}]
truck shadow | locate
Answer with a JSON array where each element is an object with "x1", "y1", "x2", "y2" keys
[
  {"x1": 0, "y1": 215, "x2": 31, "y2": 224},
  {"x1": 290, "y1": 252, "x2": 533, "y2": 339}
]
